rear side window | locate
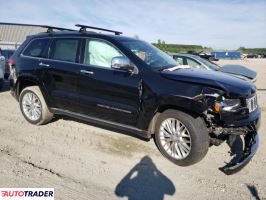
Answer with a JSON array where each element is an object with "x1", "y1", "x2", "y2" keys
[
  {"x1": 23, "y1": 39, "x2": 49, "y2": 57},
  {"x1": 49, "y1": 39, "x2": 79, "y2": 62}
]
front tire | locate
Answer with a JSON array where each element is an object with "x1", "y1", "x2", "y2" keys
[
  {"x1": 19, "y1": 86, "x2": 53, "y2": 125},
  {"x1": 154, "y1": 110, "x2": 209, "y2": 166}
]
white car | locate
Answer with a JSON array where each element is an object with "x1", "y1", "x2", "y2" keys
[{"x1": 0, "y1": 54, "x2": 5, "y2": 89}]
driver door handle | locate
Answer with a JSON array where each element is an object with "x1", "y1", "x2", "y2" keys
[
  {"x1": 39, "y1": 62, "x2": 50, "y2": 67},
  {"x1": 80, "y1": 69, "x2": 94, "y2": 75}
]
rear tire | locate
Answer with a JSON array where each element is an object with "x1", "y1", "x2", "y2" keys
[
  {"x1": 19, "y1": 86, "x2": 53, "y2": 125},
  {"x1": 154, "y1": 109, "x2": 209, "y2": 166}
]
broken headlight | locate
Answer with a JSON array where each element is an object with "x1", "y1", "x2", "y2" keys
[
  {"x1": 221, "y1": 98, "x2": 241, "y2": 111},
  {"x1": 214, "y1": 98, "x2": 241, "y2": 112}
]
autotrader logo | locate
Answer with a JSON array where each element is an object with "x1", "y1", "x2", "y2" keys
[{"x1": 0, "y1": 188, "x2": 54, "y2": 199}]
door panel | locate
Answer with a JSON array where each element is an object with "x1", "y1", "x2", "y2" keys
[
  {"x1": 37, "y1": 38, "x2": 81, "y2": 112},
  {"x1": 39, "y1": 60, "x2": 80, "y2": 111},
  {"x1": 77, "y1": 38, "x2": 140, "y2": 126}
]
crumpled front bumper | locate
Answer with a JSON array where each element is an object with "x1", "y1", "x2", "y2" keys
[{"x1": 219, "y1": 131, "x2": 259, "y2": 175}]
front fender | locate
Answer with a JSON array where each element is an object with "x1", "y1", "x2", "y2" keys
[
  {"x1": 137, "y1": 94, "x2": 208, "y2": 131},
  {"x1": 157, "y1": 95, "x2": 207, "y2": 115}
]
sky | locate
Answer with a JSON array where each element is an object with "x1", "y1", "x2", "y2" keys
[{"x1": 0, "y1": 0, "x2": 265, "y2": 49}]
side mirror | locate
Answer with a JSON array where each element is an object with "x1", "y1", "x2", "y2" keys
[{"x1": 111, "y1": 56, "x2": 135, "y2": 73}]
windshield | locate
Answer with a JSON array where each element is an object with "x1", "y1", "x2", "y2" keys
[
  {"x1": 120, "y1": 40, "x2": 177, "y2": 70},
  {"x1": 196, "y1": 56, "x2": 220, "y2": 70}
]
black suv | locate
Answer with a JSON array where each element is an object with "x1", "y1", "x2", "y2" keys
[{"x1": 9, "y1": 25, "x2": 260, "y2": 174}]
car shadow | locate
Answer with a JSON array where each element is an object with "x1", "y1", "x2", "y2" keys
[
  {"x1": 246, "y1": 184, "x2": 261, "y2": 200},
  {"x1": 115, "y1": 156, "x2": 175, "y2": 200}
]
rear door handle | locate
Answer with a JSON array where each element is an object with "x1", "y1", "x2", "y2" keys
[
  {"x1": 39, "y1": 62, "x2": 50, "y2": 67},
  {"x1": 80, "y1": 69, "x2": 94, "y2": 75}
]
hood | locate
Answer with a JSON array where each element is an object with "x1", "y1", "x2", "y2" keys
[
  {"x1": 161, "y1": 69, "x2": 256, "y2": 97},
  {"x1": 219, "y1": 65, "x2": 257, "y2": 80}
]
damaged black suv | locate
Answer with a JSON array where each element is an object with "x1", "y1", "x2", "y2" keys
[{"x1": 9, "y1": 24, "x2": 260, "y2": 174}]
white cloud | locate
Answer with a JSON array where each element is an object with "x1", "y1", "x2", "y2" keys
[{"x1": 0, "y1": 0, "x2": 265, "y2": 49}]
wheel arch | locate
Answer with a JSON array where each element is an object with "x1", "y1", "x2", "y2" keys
[
  {"x1": 148, "y1": 104, "x2": 205, "y2": 135},
  {"x1": 16, "y1": 76, "x2": 39, "y2": 97},
  {"x1": 15, "y1": 76, "x2": 51, "y2": 108}
]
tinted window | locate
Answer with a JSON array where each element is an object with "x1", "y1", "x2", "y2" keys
[
  {"x1": 50, "y1": 39, "x2": 79, "y2": 62},
  {"x1": 23, "y1": 39, "x2": 49, "y2": 57},
  {"x1": 84, "y1": 39, "x2": 122, "y2": 68}
]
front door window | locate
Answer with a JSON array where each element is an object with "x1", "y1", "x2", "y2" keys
[{"x1": 84, "y1": 39, "x2": 122, "y2": 68}]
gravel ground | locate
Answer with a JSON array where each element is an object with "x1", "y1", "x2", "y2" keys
[{"x1": 0, "y1": 59, "x2": 265, "y2": 200}]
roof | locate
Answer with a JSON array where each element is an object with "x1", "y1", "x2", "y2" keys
[{"x1": 27, "y1": 30, "x2": 137, "y2": 43}]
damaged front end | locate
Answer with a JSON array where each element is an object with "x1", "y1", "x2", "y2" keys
[
  {"x1": 219, "y1": 127, "x2": 259, "y2": 175},
  {"x1": 196, "y1": 87, "x2": 261, "y2": 175}
]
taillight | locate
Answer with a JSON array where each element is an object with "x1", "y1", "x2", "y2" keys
[
  {"x1": 8, "y1": 58, "x2": 14, "y2": 66},
  {"x1": 8, "y1": 58, "x2": 17, "y2": 82}
]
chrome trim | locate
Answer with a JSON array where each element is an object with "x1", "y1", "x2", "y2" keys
[
  {"x1": 80, "y1": 69, "x2": 94, "y2": 75},
  {"x1": 21, "y1": 54, "x2": 139, "y2": 74},
  {"x1": 22, "y1": 91, "x2": 41, "y2": 121},
  {"x1": 246, "y1": 95, "x2": 258, "y2": 113},
  {"x1": 159, "y1": 118, "x2": 191, "y2": 159},
  {"x1": 39, "y1": 62, "x2": 50, "y2": 67},
  {"x1": 97, "y1": 104, "x2": 132, "y2": 114},
  {"x1": 20, "y1": 36, "x2": 139, "y2": 74}
]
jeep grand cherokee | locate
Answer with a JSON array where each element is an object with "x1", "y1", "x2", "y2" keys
[{"x1": 9, "y1": 24, "x2": 260, "y2": 174}]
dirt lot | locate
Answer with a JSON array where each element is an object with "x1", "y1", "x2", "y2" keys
[{"x1": 0, "y1": 59, "x2": 265, "y2": 200}]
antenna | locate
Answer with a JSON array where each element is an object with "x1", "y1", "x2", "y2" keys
[{"x1": 75, "y1": 24, "x2": 122, "y2": 35}]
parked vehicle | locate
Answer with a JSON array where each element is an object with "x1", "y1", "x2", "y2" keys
[
  {"x1": 9, "y1": 25, "x2": 260, "y2": 175},
  {"x1": 246, "y1": 54, "x2": 258, "y2": 59},
  {"x1": 1, "y1": 49, "x2": 15, "y2": 79},
  {"x1": 187, "y1": 51, "x2": 218, "y2": 61},
  {"x1": 169, "y1": 53, "x2": 257, "y2": 82},
  {"x1": 0, "y1": 49, "x2": 5, "y2": 89}
]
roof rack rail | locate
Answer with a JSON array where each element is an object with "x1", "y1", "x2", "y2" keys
[
  {"x1": 0, "y1": 22, "x2": 74, "y2": 33},
  {"x1": 75, "y1": 24, "x2": 122, "y2": 35},
  {"x1": 40, "y1": 25, "x2": 75, "y2": 33}
]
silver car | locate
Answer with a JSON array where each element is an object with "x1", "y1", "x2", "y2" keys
[
  {"x1": 0, "y1": 52, "x2": 5, "y2": 89},
  {"x1": 169, "y1": 53, "x2": 257, "y2": 82}
]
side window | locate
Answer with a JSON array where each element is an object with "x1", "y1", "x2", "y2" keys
[
  {"x1": 84, "y1": 39, "x2": 122, "y2": 68},
  {"x1": 49, "y1": 39, "x2": 79, "y2": 62},
  {"x1": 174, "y1": 56, "x2": 184, "y2": 65},
  {"x1": 186, "y1": 58, "x2": 203, "y2": 69},
  {"x1": 23, "y1": 39, "x2": 49, "y2": 57}
]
